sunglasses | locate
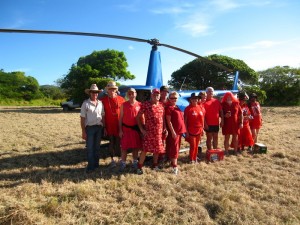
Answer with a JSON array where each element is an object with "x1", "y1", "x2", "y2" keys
[{"x1": 169, "y1": 97, "x2": 177, "y2": 100}]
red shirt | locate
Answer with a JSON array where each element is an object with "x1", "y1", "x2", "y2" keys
[
  {"x1": 122, "y1": 101, "x2": 141, "y2": 126},
  {"x1": 101, "y1": 95, "x2": 125, "y2": 136},
  {"x1": 184, "y1": 104, "x2": 205, "y2": 135},
  {"x1": 165, "y1": 105, "x2": 186, "y2": 134},
  {"x1": 204, "y1": 98, "x2": 222, "y2": 126}
]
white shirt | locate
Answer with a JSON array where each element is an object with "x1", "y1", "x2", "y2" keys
[{"x1": 80, "y1": 98, "x2": 105, "y2": 127}]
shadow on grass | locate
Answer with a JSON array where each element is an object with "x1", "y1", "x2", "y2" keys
[
  {"x1": 0, "y1": 107, "x2": 80, "y2": 114},
  {"x1": 0, "y1": 143, "x2": 128, "y2": 187}
]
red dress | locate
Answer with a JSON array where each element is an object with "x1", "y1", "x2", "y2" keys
[
  {"x1": 101, "y1": 95, "x2": 125, "y2": 136},
  {"x1": 121, "y1": 101, "x2": 142, "y2": 150},
  {"x1": 165, "y1": 105, "x2": 186, "y2": 159},
  {"x1": 221, "y1": 102, "x2": 242, "y2": 135},
  {"x1": 238, "y1": 103, "x2": 254, "y2": 147},
  {"x1": 140, "y1": 101, "x2": 165, "y2": 154},
  {"x1": 249, "y1": 101, "x2": 262, "y2": 129}
]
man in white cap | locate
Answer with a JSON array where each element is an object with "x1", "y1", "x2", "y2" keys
[
  {"x1": 101, "y1": 81, "x2": 125, "y2": 167},
  {"x1": 80, "y1": 84, "x2": 105, "y2": 173}
]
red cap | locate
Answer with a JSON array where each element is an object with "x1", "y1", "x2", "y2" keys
[{"x1": 152, "y1": 88, "x2": 160, "y2": 94}]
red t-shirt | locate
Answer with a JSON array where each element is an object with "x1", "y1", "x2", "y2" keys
[
  {"x1": 101, "y1": 95, "x2": 125, "y2": 136},
  {"x1": 184, "y1": 104, "x2": 205, "y2": 135},
  {"x1": 165, "y1": 105, "x2": 186, "y2": 134},
  {"x1": 204, "y1": 98, "x2": 222, "y2": 126}
]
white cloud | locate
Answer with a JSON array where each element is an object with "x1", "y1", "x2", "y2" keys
[
  {"x1": 176, "y1": 22, "x2": 210, "y2": 37},
  {"x1": 128, "y1": 45, "x2": 134, "y2": 50}
]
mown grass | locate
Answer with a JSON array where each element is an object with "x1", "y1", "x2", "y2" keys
[{"x1": 0, "y1": 106, "x2": 299, "y2": 225}]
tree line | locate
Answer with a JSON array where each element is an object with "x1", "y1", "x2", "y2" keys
[{"x1": 1, "y1": 50, "x2": 299, "y2": 106}]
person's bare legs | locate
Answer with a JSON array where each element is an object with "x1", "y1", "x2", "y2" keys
[
  {"x1": 224, "y1": 134, "x2": 230, "y2": 154},
  {"x1": 212, "y1": 132, "x2": 219, "y2": 149},
  {"x1": 206, "y1": 132, "x2": 213, "y2": 150}
]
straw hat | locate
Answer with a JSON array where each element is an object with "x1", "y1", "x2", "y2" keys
[
  {"x1": 84, "y1": 84, "x2": 101, "y2": 94},
  {"x1": 105, "y1": 81, "x2": 118, "y2": 91}
]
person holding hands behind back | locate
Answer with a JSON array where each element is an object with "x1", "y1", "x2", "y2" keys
[{"x1": 80, "y1": 84, "x2": 105, "y2": 174}]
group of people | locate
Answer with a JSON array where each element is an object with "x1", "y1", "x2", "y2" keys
[{"x1": 80, "y1": 82, "x2": 262, "y2": 175}]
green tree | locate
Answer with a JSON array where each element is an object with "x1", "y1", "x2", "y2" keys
[
  {"x1": 0, "y1": 70, "x2": 41, "y2": 100},
  {"x1": 168, "y1": 54, "x2": 258, "y2": 90},
  {"x1": 58, "y1": 49, "x2": 135, "y2": 103},
  {"x1": 258, "y1": 66, "x2": 300, "y2": 106},
  {"x1": 40, "y1": 85, "x2": 66, "y2": 100}
]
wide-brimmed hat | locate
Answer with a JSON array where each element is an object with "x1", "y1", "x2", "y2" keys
[
  {"x1": 152, "y1": 88, "x2": 160, "y2": 94},
  {"x1": 85, "y1": 84, "x2": 101, "y2": 94},
  {"x1": 188, "y1": 92, "x2": 199, "y2": 101},
  {"x1": 105, "y1": 81, "x2": 118, "y2": 91},
  {"x1": 238, "y1": 92, "x2": 249, "y2": 100},
  {"x1": 160, "y1": 85, "x2": 169, "y2": 93}
]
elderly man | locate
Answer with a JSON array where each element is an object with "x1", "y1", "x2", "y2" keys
[
  {"x1": 203, "y1": 87, "x2": 224, "y2": 150},
  {"x1": 80, "y1": 84, "x2": 105, "y2": 173},
  {"x1": 101, "y1": 81, "x2": 125, "y2": 167}
]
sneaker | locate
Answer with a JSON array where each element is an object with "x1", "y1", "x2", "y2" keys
[
  {"x1": 172, "y1": 167, "x2": 178, "y2": 175},
  {"x1": 109, "y1": 160, "x2": 117, "y2": 168},
  {"x1": 136, "y1": 168, "x2": 143, "y2": 175},
  {"x1": 152, "y1": 166, "x2": 161, "y2": 171},
  {"x1": 132, "y1": 161, "x2": 138, "y2": 170},
  {"x1": 119, "y1": 162, "x2": 126, "y2": 172},
  {"x1": 190, "y1": 160, "x2": 196, "y2": 164}
]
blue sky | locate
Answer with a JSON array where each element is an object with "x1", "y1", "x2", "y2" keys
[{"x1": 0, "y1": 0, "x2": 299, "y2": 86}]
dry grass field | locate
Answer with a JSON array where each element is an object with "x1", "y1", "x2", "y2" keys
[{"x1": 0, "y1": 106, "x2": 299, "y2": 225}]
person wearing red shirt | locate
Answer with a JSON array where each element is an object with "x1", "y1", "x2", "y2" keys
[
  {"x1": 165, "y1": 91, "x2": 186, "y2": 174},
  {"x1": 248, "y1": 93, "x2": 263, "y2": 143},
  {"x1": 221, "y1": 92, "x2": 243, "y2": 155},
  {"x1": 203, "y1": 87, "x2": 224, "y2": 150},
  {"x1": 136, "y1": 88, "x2": 167, "y2": 175},
  {"x1": 101, "y1": 81, "x2": 125, "y2": 167},
  {"x1": 237, "y1": 92, "x2": 254, "y2": 151},
  {"x1": 118, "y1": 88, "x2": 142, "y2": 172},
  {"x1": 184, "y1": 93, "x2": 205, "y2": 163}
]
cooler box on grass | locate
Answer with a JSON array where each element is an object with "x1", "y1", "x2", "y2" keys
[
  {"x1": 253, "y1": 143, "x2": 267, "y2": 154},
  {"x1": 206, "y1": 149, "x2": 224, "y2": 162}
]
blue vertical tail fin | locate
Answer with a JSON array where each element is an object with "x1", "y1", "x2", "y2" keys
[
  {"x1": 146, "y1": 48, "x2": 163, "y2": 88},
  {"x1": 232, "y1": 71, "x2": 239, "y2": 90}
]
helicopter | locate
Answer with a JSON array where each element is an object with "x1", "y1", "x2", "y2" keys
[{"x1": 0, "y1": 28, "x2": 240, "y2": 111}]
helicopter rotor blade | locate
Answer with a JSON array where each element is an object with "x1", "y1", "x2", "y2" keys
[
  {"x1": 160, "y1": 43, "x2": 232, "y2": 72},
  {"x1": 0, "y1": 28, "x2": 149, "y2": 44},
  {"x1": 0, "y1": 28, "x2": 232, "y2": 72}
]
